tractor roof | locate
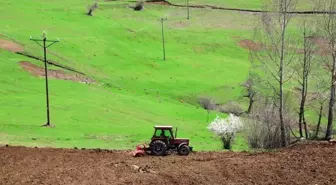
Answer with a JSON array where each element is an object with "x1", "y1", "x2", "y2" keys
[{"x1": 154, "y1": 125, "x2": 173, "y2": 129}]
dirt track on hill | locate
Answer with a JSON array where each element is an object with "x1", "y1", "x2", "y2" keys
[
  {"x1": 0, "y1": 39, "x2": 24, "y2": 52},
  {"x1": 145, "y1": 0, "x2": 336, "y2": 15},
  {"x1": 19, "y1": 61, "x2": 95, "y2": 83},
  {"x1": 1, "y1": 142, "x2": 336, "y2": 185}
]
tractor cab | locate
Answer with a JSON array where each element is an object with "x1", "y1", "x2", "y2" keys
[{"x1": 152, "y1": 126, "x2": 174, "y2": 141}]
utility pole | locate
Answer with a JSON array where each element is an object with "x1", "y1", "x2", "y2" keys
[
  {"x1": 30, "y1": 31, "x2": 59, "y2": 127},
  {"x1": 159, "y1": 17, "x2": 167, "y2": 60},
  {"x1": 186, "y1": 0, "x2": 190, "y2": 19}
]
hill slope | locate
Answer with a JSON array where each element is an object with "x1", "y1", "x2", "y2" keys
[{"x1": 2, "y1": 0, "x2": 319, "y2": 150}]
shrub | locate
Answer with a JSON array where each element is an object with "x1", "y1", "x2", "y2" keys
[
  {"x1": 219, "y1": 101, "x2": 245, "y2": 116},
  {"x1": 87, "y1": 2, "x2": 98, "y2": 16},
  {"x1": 207, "y1": 114, "x2": 243, "y2": 150},
  {"x1": 245, "y1": 118, "x2": 282, "y2": 149},
  {"x1": 133, "y1": 1, "x2": 144, "y2": 11},
  {"x1": 245, "y1": 100, "x2": 292, "y2": 149},
  {"x1": 199, "y1": 97, "x2": 217, "y2": 110}
]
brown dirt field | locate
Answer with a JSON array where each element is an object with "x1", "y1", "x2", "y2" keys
[
  {"x1": 0, "y1": 39, "x2": 24, "y2": 52},
  {"x1": 237, "y1": 39, "x2": 262, "y2": 51},
  {"x1": 1, "y1": 142, "x2": 336, "y2": 185},
  {"x1": 19, "y1": 61, "x2": 94, "y2": 83}
]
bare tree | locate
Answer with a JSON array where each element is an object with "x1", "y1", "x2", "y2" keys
[
  {"x1": 250, "y1": 0, "x2": 297, "y2": 147},
  {"x1": 308, "y1": 72, "x2": 329, "y2": 139},
  {"x1": 314, "y1": 92, "x2": 328, "y2": 139},
  {"x1": 241, "y1": 69, "x2": 261, "y2": 115},
  {"x1": 243, "y1": 77, "x2": 256, "y2": 114},
  {"x1": 296, "y1": 20, "x2": 316, "y2": 139},
  {"x1": 315, "y1": 0, "x2": 336, "y2": 140}
]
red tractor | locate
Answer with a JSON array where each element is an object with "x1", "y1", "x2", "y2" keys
[{"x1": 133, "y1": 125, "x2": 193, "y2": 157}]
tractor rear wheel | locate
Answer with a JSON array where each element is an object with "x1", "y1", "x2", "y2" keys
[
  {"x1": 178, "y1": 145, "x2": 190, "y2": 156},
  {"x1": 150, "y1": 140, "x2": 167, "y2": 156}
]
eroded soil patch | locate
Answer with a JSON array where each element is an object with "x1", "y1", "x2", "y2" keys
[
  {"x1": 170, "y1": 21, "x2": 190, "y2": 28},
  {"x1": 238, "y1": 39, "x2": 263, "y2": 51},
  {"x1": 307, "y1": 36, "x2": 330, "y2": 56},
  {"x1": 237, "y1": 38, "x2": 324, "y2": 55},
  {"x1": 0, "y1": 39, "x2": 24, "y2": 52},
  {"x1": 19, "y1": 61, "x2": 94, "y2": 83}
]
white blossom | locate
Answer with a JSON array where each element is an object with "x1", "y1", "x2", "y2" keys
[{"x1": 207, "y1": 114, "x2": 243, "y2": 141}]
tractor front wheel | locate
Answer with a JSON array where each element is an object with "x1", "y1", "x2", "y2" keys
[
  {"x1": 178, "y1": 145, "x2": 190, "y2": 156},
  {"x1": 150, "y1": 140, "x2": 167, "y2": 156}
]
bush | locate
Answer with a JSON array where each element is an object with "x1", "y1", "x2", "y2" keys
[
  {"x1": 245, "y1": 118, "x2": 282, "y2": 149},
  {"x1": 199, "y1": 97, "x2": 217, "y2": 110},
  {"x1": 207, "y1": 114, "x2": 243, "y2": 150},
  {"x1": 87, "y1": 2, "x2": 98, "y2": 16},
  {"x1": 133, "y1": 1, "x2": 144, "y2": 11},
  {"x1": 244, "y1": 100, "x2": 292, "y2": 149},
  {"x1": 219, "y1": 101, "x2": 245, "y2": 116},
  {"x1": 128, "y1": 1, "x2": 144, "y2": 11}
]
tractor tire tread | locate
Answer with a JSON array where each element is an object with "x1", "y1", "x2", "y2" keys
[
  {"x1": 178, "y1": 145, "x2": 190, "y2": 156},
  {"x1": 150, "y1": 140, "x2": 167, "y2": 156}
]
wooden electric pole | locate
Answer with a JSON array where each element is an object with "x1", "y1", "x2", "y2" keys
[
  {"x1": 159, "y1": 17, "x2": 167, "y2": 60},
  {"x1": 30, "y1": 31, "x2": 59, "y2": 127},
  {"x1": 186, "y1": 0, "x2": 190, "y2": 19}
]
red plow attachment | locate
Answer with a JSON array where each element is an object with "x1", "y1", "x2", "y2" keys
[{"x1": 132, "y1": 144, "x2": 149, "y2": 157}]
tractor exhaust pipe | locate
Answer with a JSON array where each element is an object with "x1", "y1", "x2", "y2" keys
[{"x1": 175, "y1": 127, "x2": 178, "y2": 138}]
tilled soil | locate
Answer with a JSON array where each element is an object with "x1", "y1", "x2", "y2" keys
[{"x1": 1, "y1": 142, "x2": 336, "y2": 185}]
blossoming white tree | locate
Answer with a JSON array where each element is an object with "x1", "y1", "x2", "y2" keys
[{"x1": 207, "y1": 113, "x2": 243, "y2": 150}]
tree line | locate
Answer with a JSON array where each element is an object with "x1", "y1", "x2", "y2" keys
[{"x1": 246, "y1": 0, "x2": 336, "y2": 148}]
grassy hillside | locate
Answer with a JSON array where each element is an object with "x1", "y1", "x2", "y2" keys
[
  {"x1": 0, "y1": 0, "x2": 260, "y2": 151},
  {"x1": 0, "y1": 0, "x2": 329, "y2": 151}
]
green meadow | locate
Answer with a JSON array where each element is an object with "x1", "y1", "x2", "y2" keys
[{"x1": 0, "y1": 0, "x2": 329, "y2": 151}]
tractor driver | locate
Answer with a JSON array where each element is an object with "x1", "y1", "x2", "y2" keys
[
  {"x1": 160, "y1": 130, "x2": 170, "y2": 144},
  {"x1": 160, "y1": 130, "x2": 166, "y2": 137},
  {"x1": 160, "y1": 130, "x2": 170, "y2": 139}
]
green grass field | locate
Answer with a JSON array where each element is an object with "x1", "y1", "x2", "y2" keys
[{"x1": 0, "y1": 0, "x2": 330, "y2": 151}]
